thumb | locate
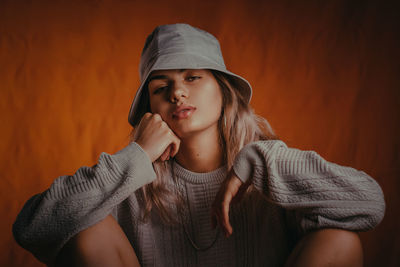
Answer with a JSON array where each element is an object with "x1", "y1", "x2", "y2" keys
[{"x1": 160, "y1": 145, "x2": 172, "y2": 161}]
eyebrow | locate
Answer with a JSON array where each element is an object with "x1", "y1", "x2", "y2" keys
[{"x1": 147, "y1": 69, "x2": 187, "y2": 83}]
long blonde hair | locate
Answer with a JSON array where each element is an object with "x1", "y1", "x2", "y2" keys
[{"x1": 129, "y1": 70, "x2": 278, "y2": 224}]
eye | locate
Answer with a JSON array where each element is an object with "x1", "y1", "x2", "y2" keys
[
  {"x1": 153, "y1": 86, "x2": 168, "y2": 95},
  {"x1": 186, "y1": 76, "x2": 201, "y2": 82}
]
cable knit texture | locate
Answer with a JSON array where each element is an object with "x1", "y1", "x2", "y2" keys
[
  {"x1": 233, "y1": 140, "x2": 385, "y2": 233},
  {"x1": 13, "y1": 140, "x2": 385, "y2": 266}
]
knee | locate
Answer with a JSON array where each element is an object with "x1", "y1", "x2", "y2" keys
[
  {"x1": 313, "y1": 229, "x2": 363, "y2": 265},
  {"x1": 286, "y1": 228, "x2": 363, "y2": 267},
  {"x1": 55, "y1": 215, "x2": 140, "y2": 267}
]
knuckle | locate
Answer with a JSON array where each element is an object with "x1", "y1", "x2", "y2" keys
[
  {"x1": 160, "y1": 120, "x2": 167, "y2": 127},
  {"x1": 161, "y1": 122, "x2": 170, "y2": 132},
  {"x1": 167, "y1": 129, "x2": 175, "y2": 137}
]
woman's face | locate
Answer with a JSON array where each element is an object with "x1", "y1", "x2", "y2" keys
[{"x1": 147, "y1": 69, "x2": 223, "y2": 138}]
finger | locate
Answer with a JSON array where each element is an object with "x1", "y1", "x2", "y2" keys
[
  {"x1": 152, "y1": 113, "x2": 162, "y2": 121},
  {"x1": 134, "y1": 113, "x2": 152, "y2": 139},
  {"x1": 231, "y1": 183, "x2": 248, "y2": 204},
  {"x1": 212, "y1": 207, "x2": 225, "y2": 234},
  {"x1": 143, "y1": 112, "x2": 152, "y2": 119},
  {"x1": 140, "y1": 113, "x2": 152, "y2": 125},
  {"x1": 226, "y1": 173, "x2": 243, "y2": 200},
  {"x1": 221, "y1": 193, "x2": 233, "y2": 237},
  {"x1": 160, "y1": 146, "x2": 171, "y2": 161},
  {"x1": 222, "y1": 178, "x2": 244, "y2": 235},
  {"x1": 170, "y1": 137, "x2": 181, "y2": 157}
]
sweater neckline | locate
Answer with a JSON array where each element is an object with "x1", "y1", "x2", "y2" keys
[{"x1": 171, "y1": 160, "x2": 228, "y2": 184}]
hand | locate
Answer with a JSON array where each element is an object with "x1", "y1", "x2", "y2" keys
[
  {"x1": 133, "y1": 113, "x2": 181, "y2": 162},
  {"x1": 211, "y1": 169, "x2": 249, "y2": 237}
]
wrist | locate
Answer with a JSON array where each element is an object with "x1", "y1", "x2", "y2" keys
[
  {"x1": 132, "y1": 142, "x2": 155, "y2": 163},
  {"x1": 232, "y1": 143, "x2": 261, "y2": 183}
]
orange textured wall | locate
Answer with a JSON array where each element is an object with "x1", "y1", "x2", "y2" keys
[{"x1": 1, "y1": 0, "x2": 399, "y2": 266}]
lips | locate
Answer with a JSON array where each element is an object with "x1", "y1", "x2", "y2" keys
[{"x1": 172, "y1": 105, "x2": 196, "y2": 119}]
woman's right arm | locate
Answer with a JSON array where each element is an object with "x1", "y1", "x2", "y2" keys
[
  {"x1": 13, "y1": 113, "x2": 180, "y2": 265},
  {"x1": 12, "y1": 142, "x2": 156, "y2": 265}
]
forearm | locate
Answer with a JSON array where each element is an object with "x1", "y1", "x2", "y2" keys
[
  {"x1": 12, "y1": 142, "x2": 156, "y2": 265},
  {"x1": 233, "y1": 140, "x2": 386, "y2": 231}
]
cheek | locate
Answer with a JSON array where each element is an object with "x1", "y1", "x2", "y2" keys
[
  {"x1": 149, "y1": 100, "x2": 158, "y2": 113},
  {"x1": 199, "y1": 87, "x2": 223, "y2": 118},
  {"x1": 208, "y1": 96, "x2": 222, "y2": 115},
  {"x1": 209, "y1": 86, "x2": 223, "y2": 110},
  {"x1": 149, "y1": 97, "x2": 162, "y2": 113},
  {"x1": 150, "y1": 99, "x2": 169, "y2": 118}
]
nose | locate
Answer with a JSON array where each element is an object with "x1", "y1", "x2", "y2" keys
[{"x1": 169, "y1": 82, "x2": 188, "y2": 103}]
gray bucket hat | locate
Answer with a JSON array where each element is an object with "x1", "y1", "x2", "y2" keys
[{"x1": 128, "y1": 23, "x2": 253, "y2": 126}]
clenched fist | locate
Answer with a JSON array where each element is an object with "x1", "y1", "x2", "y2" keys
[{"x1": 133, "y1": 113, "x2": 181, "y2": 162}]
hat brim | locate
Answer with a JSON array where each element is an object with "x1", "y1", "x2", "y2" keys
[{"x1": 128, "y1": 53, "x2": 252, "y2": 126}]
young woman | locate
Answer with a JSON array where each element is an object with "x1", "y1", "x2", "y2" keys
[{"x1": 13, "y1": 23, "x2": 385, "y2": 267}]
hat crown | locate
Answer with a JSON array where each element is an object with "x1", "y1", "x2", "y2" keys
[
  {"x1": 139, "y1": 24, "x2": 225, "y2": 81},
  {"x1": 128, "y1": 23, "x2": 252, "y2": 127}
]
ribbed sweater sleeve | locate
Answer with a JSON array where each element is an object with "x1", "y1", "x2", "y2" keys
[
  {"x1": 12, "y1": 142, "x2": 156, "y2": 265},
  {"x1": 233, "y1": 140, "x2": 385, "y2": 233}
]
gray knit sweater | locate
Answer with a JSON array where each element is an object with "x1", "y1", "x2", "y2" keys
[{"x1": 13, "y1": 140, "x2": 385, "y2": 266}]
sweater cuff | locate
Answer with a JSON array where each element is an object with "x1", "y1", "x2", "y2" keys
[
  {"x1": 233, "y1": 140, "x2": 287, "y2": 183},
  {"x1": 233, "y1": 143, "x2": 262, "y2": 183},
  {"x1": 112, "y1": 142, "x2": 156, "y2": 186}
]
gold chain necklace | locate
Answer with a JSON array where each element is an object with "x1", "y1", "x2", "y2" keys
[{"x1": 171, "y1": 160, "x2": 220, "y2": 251}]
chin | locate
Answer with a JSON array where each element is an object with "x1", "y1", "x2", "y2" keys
[
  {"x1": 171, "y1": 120, "x2": 218, "y2": 139},
  {"x1": 171, "y1": 124, "x2": 195, "y2": 139}
]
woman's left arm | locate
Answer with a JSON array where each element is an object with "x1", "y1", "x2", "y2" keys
[{"x1": 212, "y1": 140, "x2": 385, "y2": 237}]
